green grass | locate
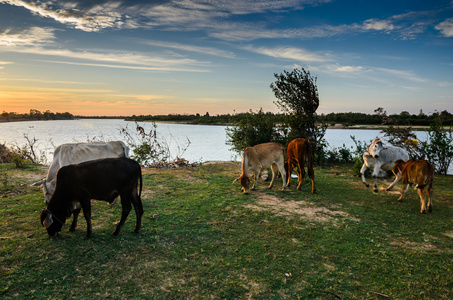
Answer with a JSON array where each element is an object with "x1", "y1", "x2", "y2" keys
[{"x1": 1, "y1": 162, "x2": 452, "y2": 299}]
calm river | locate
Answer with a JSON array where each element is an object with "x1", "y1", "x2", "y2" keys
[{"x1": 0, "y1": 119, "x2": 432, "y2": 165}]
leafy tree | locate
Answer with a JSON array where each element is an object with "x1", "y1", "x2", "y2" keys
[
  {"x1": 422, "y1": 118, "x2": 453, "y2": 175},
  {"x1": 270, "y1": 68, "x2": 319, "y2": 139},
  {"x1": 225, "y1": 108, "x2": 287, "y2": 154},
  {"x1": 270, "y1": 68, "x2": 326, "y2": 162}
]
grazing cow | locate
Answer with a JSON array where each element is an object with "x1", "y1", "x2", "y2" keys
[
  {"x1": 234, "y1": 142, "x2": 286, "y2": 194},
  {"x1": 40, "y1": 157, "x2": 143, "y2": 238},
  {"x1": 361, "y1": 138, "x2": 409, "y2": 193},
  {"x1": 392, "y1": 159, "x2": 434, "y2": 214},
  {"x1": 286, "y1": 138, "x2": 316, "y2": 193},
  {"x1": 32, "y1": 141, "x2": 129, "y2": 203}
]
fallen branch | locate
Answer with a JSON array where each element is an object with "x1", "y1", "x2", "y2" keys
[{"x1": 370, "y1": 291, "x2": 390, "y2": 298}]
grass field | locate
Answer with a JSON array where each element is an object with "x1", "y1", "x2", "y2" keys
[{"x1": 1, "y1": 162, "x2": 452, "y2": 299}]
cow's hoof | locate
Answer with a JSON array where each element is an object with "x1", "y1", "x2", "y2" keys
[
  {"x1": 428, "y1": 206, "x2": 433, "y2": 213},
  {"x1": 69, "y1": 228, "x2": 76, "y2": 232},
  {"x1": 420, "y1": 210, "x2": 426, "y2": 214},
  {"x1": 373, "y1": 189, "x2": 378, "y2": 193}
]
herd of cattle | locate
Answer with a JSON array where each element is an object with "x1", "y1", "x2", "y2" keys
[{"x1": 33, "y1": 138, "x2": 435, "y2": 238}]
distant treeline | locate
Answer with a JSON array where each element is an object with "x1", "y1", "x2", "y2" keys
[
  {"x1": 1, "y1": 109, "x2": 74, "y2": 122},
  {"x1": 126, "y1": 109, "x2": 453, "y2": 127},
  {"x1": 2, "y1": 109, "x2": 452, "y2": 127}
]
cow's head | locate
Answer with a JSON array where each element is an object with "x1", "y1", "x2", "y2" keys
[
  {"x1": 367, "y1": 138, "x2": 385, "y2": 159},
  {"x1": 40, "y1": 209, "x2": 64, "y2": 237},
  {"x1": 234, "y1": 175, "x2": 251, "y2": 194}
]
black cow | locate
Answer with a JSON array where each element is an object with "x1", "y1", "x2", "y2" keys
[{"x1": 40, "y1": 157, "x2": 143, "y2": 238}]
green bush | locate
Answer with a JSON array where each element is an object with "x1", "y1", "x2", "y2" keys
[
  {"x1": 226, "y1": 108, "x2": 287, "y2": 153},
  {"x1": 11, "y1": 152, "x2": 26, "y2": 168}
]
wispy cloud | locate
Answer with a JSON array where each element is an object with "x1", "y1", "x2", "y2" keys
[
  {"x1": 42, "y1": 60, "x2": 209, "y2": 72},
  {"x1": 244, "y1": 46, "x2": 332, "y2": 62},
  {"x1": 0, "y1": 27, "x2": 56, "y2": 46},
  {"x1": 0, "y1": 0, "x2": 123, "y2": 32},
  {"x1": 374, "y1": 67, "x2": 428, "y2": 83},
  {"x1": 138, "y1": 40, "x2": 236, "y2": 58},
  {"x1": 1, "y1": 39, "x2": 212, "y2": 72}
]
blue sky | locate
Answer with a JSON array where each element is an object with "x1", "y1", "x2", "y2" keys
[{"x1": 0, "y1": 0, "x2": 452, "y2": 116}]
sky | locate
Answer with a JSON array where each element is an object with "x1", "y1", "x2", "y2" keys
[{"x1": 0, "y1": 0, "x2": 452, "y2": 117}]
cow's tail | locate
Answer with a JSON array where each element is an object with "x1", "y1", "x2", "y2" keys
[
  {"x1": 136, "y1": 167, "x2": 144, "y2": 216},
  {"x1": 139, "y1": 168, "x2": 143, "y2": 199}
]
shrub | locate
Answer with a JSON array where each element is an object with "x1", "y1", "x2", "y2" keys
[
  {"x1": 422, "y1": 121, "x2": 453, "y2": 175},
  {"x1": 120, "y1": 121, "x2": 190, "y2": 167},
  {"x1": 11, "y1": 152, "x2": 26, "y2": 168},
  {"x1": 225, "y1": 108, "x2": 287, "y2": 154}
]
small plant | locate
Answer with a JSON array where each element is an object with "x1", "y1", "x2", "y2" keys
[
  {"x1": 11, "y1": 152, "x2": 26, "y2": 168},
  {"x1": 120, "y1": 121, "x2": 191, "y2": 167}
]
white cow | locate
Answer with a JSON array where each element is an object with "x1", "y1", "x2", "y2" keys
[
  {"x1": 361, "y1": 138, "x2": 409, "y2": 193},
  {"x1": 234, "y1": 142, "x2": 287, "y2": 194},
  {"x1": 32, "y1": 141, "x2": 129, "y2": 203}
]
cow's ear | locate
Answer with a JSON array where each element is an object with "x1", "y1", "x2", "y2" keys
[
  {"x1": 43, "y1": 214, "x2": 53, "y2": 228},
  {"x1": 31, "y1": 179, "x2": 46, "y2": 187}
]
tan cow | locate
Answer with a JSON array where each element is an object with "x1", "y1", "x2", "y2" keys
[
  {"x1": 234, "y1": 142, "x2": 286, "y2": 194},
  {"x1": 392, "y1": 159, "x2": 434, "y2": 214},
  {"x1": 286, "y1": 138, "x2": 316, "y2": 193}
]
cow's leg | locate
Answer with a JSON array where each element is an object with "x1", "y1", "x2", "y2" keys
[
  {"x1": 268, "y1": 164, "x2": 277, "y2": 189},
  {"x1": 386, "y1": 170, "x2": 402, "y2": 191},
  {"x1": 372, "y1": 165, "x2": 381, "y2": 193},
  {"x1": 297, "y1": 161, "x2": 304, "y2": 190},
  {"x1": 286, "y1": 162, "x2": 293, "y2": 187},
  {"x1": 308, "y1": 164, "x2": 316, "y2": 194},
  {"x1": 360, "y1": 163, "x2": 369, "y2": 188},
  {"x1": 278, "y1": 162, "x2": 286, "y2": 191},
  {"x1": 113, "y1": 196, "x2": 133, "y2": 236},
  {"x1": 81, "y1": 201, "x2": 93, "y2": 238},
  {"x1": 131, "y1": 193, "x2": 144, "y2": 233},
  {"x1": 397, "y1": 184, "x2": 410, "y2": 202},
  {"x1": 251, "y1": 170, "x2": 259, "y2": 190},
  {"x1": 69, "y1": 208, "x2": 81, "y2": 232},
  {"x1": 427, "y1": 184, "x2": 433, "y2": 213},
  {"x1": 418, "y1": 187, "x2": 427, "y2": 214}
]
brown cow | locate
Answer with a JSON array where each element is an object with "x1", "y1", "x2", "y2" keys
[
  {"x1": 286, "y1": 138, "x2": 316, "y2": 193},
  {"x1": 392, "y1": 159, "x2": 434, "y2": 214},
  {"x1": 234, "y1": 142, "x2": 286, "y2": 194}
]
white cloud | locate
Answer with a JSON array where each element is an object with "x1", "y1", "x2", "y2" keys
[
  {"x1": 435, "y1": 18, "x2": 453, "y2": 37},
  {"x1": 0, "y1": 27, "x2": 56, "y2": 46},
  {"x1": 332, "y1": 65, "x2": 364, "y2": 73},
  {"x1": 138, "y1": 40, "x2": 236, "y2": 58},
  {"x1": 244, "y1": 46, "x2": 332, "y2": 62},
  {"x1": 363, "y1": 19, "x2": 395, "y2": 31},
  {"x1": 0, "y1": 0, "x2": 123, "y2": 32},
  {"x1": 374, "y1": 67, "x2": 428, "y2": 83}
]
